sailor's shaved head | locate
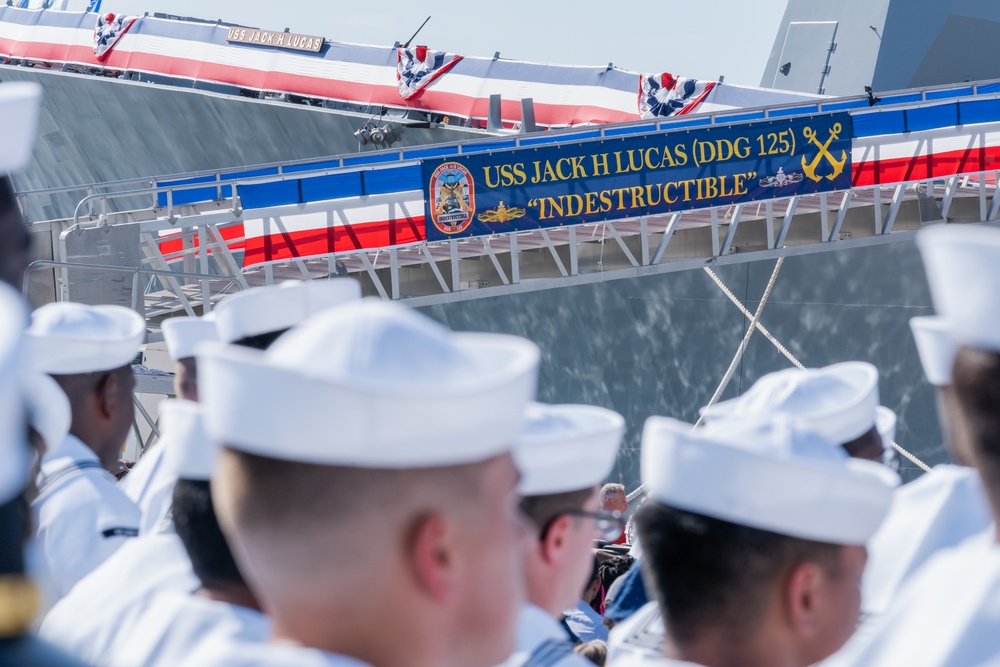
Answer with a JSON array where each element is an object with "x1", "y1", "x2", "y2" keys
[{"x1": 212, "y1": 446, "x2": 528, "y2": 667}]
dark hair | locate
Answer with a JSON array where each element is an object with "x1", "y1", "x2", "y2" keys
[
  {"x1": 598, "y1": 554, "x2": 633, "y2": 592},
  {"x1": 0, "y1": 176, "x2": 16, "y2": 216},
  {"x1": 0, "y1": 495, "x2": 28, "y2": 576},
  {"x1": 952, "y1": 346, "x2": 1000, "y2": 474},
  {"x1": 519, "y1": 487, "x2": 595, "y2": 538},
  {"x1": 635, "y1": 502, "x2": 842, "y2": 646},
  {"x1": 232, "y1": 328, "x2": 290, "y2": 351},
  {"x1": 172, "y1": 479, "x2": 245, "y2": 591}
]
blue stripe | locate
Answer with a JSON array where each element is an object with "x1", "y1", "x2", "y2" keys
[
  {"x1": 906, "y1": 104, "x2": 958, "y2": 133},
  {"x1": 959, "y1": 98, "x2": 1000, "y2": 125},
  {"x1": 853, "y1": 110, "x2": 906, "y2": 137}
]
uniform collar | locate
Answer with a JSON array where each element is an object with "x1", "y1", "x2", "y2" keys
[
  {"x1": 40, "y1": 434, "x2": 99, "y2": 470},
  {"x1": 514, "y1": 603, "x2": 570, "y2": 652}
]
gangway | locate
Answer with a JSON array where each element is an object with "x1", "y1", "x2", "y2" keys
[{"x1": 20, "y1": 77, "x2": 1000, "y2": 329}]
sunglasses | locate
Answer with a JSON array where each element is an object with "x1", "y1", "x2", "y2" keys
[{"x1": 540, "y1": 509, "x2": 626, "y2": 542}]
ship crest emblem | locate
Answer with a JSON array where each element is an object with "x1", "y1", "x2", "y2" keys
[
  {"x1": 429, "y1": 163, "x2": 476, "y2": 235},
  {"x1": 478, "y1": 201, "x2": 526, "y2": 224}
]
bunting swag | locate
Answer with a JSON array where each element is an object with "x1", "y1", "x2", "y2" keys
[
  {"x1": 93, "y1": 12, "x2": 135, "y2": 62},
  {"x1": 397, "y1": 46, "x2": 462, "y2": 100},
  {"x1": 639, "y1": 73, "x2": 716, "y2": 119}
]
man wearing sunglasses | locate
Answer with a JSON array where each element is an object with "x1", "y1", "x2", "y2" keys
[{"x1": 499, "y1": 402, "x2": 625, "y2": 667}]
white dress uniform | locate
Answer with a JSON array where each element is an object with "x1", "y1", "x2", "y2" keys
[
  {"x1": 563, "y1": 599, "x2": 609, "y2": 643},
  {"x1": 121, "y1": 315, "x2": 220, "y2": 535},
  {"x1": 105, "y1": 592, "x2": 270, "y2": 667},
  {"x1": 38, "y1": 532, "x2": 198, "y2": 663},
  {"x1": 610, "y1": 658, "x2": 704, "y2": 667},
  {"x1": 32, "y1": 434, "x2": 141, "y2": 601},
  {"x1": 826, "y1": 542, "x2": 1000, "y2": 667},
  {"x1": 118, "y1": 443, "x2": 173, "y2": 534},
  {"x1": 606, "y1": 601, "x2": 663, "y2": 664},
  {"x1": 861, "y1": 464, "x2": 991, "y2": 618},
  {"x1": 24, "y1": 301, "x2": 147, "y2": 604},
  {"x1": 498, "y1": 604, "x2": 594, "y2": 667},
  {"x1": 182, "y1": 642, "x2": 373, "y2": 667},
  {"x1": 818, "y1": 222, "x2": 1000, "y2": 667}
]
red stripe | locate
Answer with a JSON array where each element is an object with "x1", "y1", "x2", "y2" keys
[
  {"x1": 675, "y1": 82, "x2": 717, "y2": 117},
  {"x1": 852, "y1": 144, "x2": 1000, "y2": 187},
  {"x1": 243, "y1": 217, "x2": 425, "y2": 267},
  {"x1": 0, "y1": 38, "x2": 638, "y2": 126},
  {"x1": 158, "y1": 223, "x2": 246, "y2": 258}
]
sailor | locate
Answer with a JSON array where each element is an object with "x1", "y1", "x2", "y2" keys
[
  {"x1": 610, "y1": 415, "x2": 898, "y2": 667},
  {"x1": 608, "y1": 361, "x2": 898, "y2": 664},
  {"x1": 0, "y1": 79, "x2": 88, "y2": 666},
  {"x1": 497, "y1": 402, "x2": 625, "y2": 667},
  {"x1": 701, "y1": 361, "x2": 898, "y2": 464},
  {"x1": 100, "y1": 400, "x2": 270, "y2": 667},
  {"x1": 186, "y1": 299, "x2": 540, "y2": 666},
  {"x1": 24, "y1": 300, "x2": 144, "y2": 604},
  {"x1": 120, "y1": 315, "x2": 219, "y2": 535},
  {"x1": 40, "y1": 279, "x2": 362, "y2": 659},
  {"x1": 213, "y1": 278, "x2": 362, "y2": 349},
  {"x1": 37, "y1": 403, "x2": 201, "y2": 664},
  {"x1": 825, "y1": 225, "x2": 1000, "y2": 666},
  {"x1": 854, "y1": 316, "x2": 991, "y2": 620}
]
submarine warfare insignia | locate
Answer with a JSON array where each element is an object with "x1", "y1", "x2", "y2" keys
[
  {"x1": 759, "y1": 168, "x2": 804, "y2": 188},
  {"x1": 429, "y1": 163, "x2": 476, "y2": 234},
  {"x1": 478, "y1": 201, "x2": 526, "y2": 224},
  {"x1": 801, "y1": 123, "x2": 847, "y2": 182}
]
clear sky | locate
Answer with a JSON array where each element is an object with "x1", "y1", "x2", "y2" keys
[{"x1": 98, "y1": 0, "x2": 789, "y2": 86}]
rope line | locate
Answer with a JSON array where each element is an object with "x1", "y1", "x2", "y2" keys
[
  {"x1": 694, "y1": 258, "x2": 785, "y2": 426},
  {"x1": 704, "y1": 266, "x2": 805, "y2": 370},
  {"x1": 626, "y1": 259, "x2": 931, "y2": 503},
  {"x1": 703, "y1": 265, "x2": 932, "y2": 474}
]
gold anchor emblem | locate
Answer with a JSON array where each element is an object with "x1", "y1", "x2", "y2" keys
[{"x1": 801, "y1": 123, "x2": 847, "y2": 182}]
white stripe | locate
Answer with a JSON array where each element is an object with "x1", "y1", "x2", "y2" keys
[
  {"x1": 0, "y1": 19, "x2": 638, "y2": 116},
  {"x1": 0, "y1": 21, "x2": 92, "y2": 50},
  {"x1": 243, "y1": 191, "x2": 424, "y2": 238},
  {"x1": 852, "y1": 121, "x2": 1000, "y2": 163}
]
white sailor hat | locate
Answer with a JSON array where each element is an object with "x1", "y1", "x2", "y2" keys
[
  {"x1": 160, "y1": 400, "x2": 216, "y2": 481},
  {"x1": 214, "y1": 279, "x2": 361, "y2": 344},
  {"x1": 0, "y1": 284, "x2": 29, "y2": 504},
  {"x1": 641, "y1": 415, "x2": 900, "y2": 545},
  {"x1": 25, "y1": 302, "x2": 145, "y2": 375},
  {"x1": 909, "y1": 316, "x2": 955, "y2": 387},
  {"x1": 199, "y1": 299, "x2": 540, "y2": 467},
  {"x1": 918, "y1": 226, "x2": 1000, "y2": 352},
  {"x1": 701, "y1": 362, "x2": 884, "y2": 445},
  {"x1": 876, "y1": 406, "x2": 896, "y2": 446},
  {"x1": 0, "y1": 83, "x2": 42, "y2": 176},
  {"x1": 163, "y1": 315, "x2": 219, "y2": 362},
  {"x1": 515, "y1": 403, "x2": 625, "y2": 496},
  {"x1": 22, "y1": 371, "x2": 70, "y2": 452}
]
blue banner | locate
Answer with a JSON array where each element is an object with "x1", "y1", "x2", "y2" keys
[{"x1": 422, "y1": 113, "x2": 853, "y2": 241}]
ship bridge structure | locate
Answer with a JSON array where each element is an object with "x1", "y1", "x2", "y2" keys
[{"x1": 20, "y1": 76, "x2": 1000, "y2": 321}]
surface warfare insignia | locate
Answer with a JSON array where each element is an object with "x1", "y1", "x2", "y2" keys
[
  {"x1": 478, "y1": 201, "x2": 526, "y2": 224},
  {"x1": 759, "y1": 168, "x2": 804, "y2": 188},
  {"x1": 429, "y1": 163, "x2": 476, "y2": 235},
  {"x1": 801, "y1": 123, "x2": 847, "y2": 182}
]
